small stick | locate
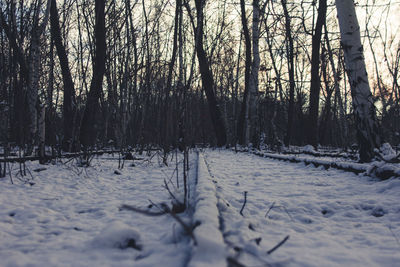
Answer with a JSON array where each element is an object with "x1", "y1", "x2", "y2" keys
[
  {"x1": 120, "y1": 204, "x2": 166, "y2": 216},
  {"x1": 164, "y1": 179, "x2": 183, "y2": 205},
  {"x1": 267, "y1": 235, "x2": 290, "y2": 255},
  {"x1": 388, "y1": 225, "x2": 400, "y2": 247},
  {"x1": 265, "y1": 201, "x2": 276, "y2": 217},
  {"x1": 239, "y1": 191, "x2": 248, "y2": 216},
  {"x1": 7, "y1": 162, "x2": 13, "y2": 184},
  {"x1": 281, "y1": 206, "x2": 294, "y2": 221}
]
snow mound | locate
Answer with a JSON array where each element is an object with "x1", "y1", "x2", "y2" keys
[
  {"x1": 302, "y1": 145, "x2": 316, "y2": 153},
  {"x1": 189, "y1": 153, "x2": 227, "y2": 267},
  {"x1": 380, "y1": 143, "x2": 395, "y2": 156},
  {"x1": 91, "y1": 221, "x2": 142, "y2": 250},
  {"x1": 379, "y1": 143, "x2": 398, "y2": 161}
]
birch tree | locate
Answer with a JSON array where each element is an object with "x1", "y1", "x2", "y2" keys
[
  {"x1": 27, "y1": 0, "x2": 50, "y2": 155},
  {"x1": 335, "y1": 0, "x2": 381, "y2": 162},
  {"x1": 248, "y1": 0, "x2": 261, "y2": 146},
  {"x1": 237, "y1": 0, "x2": 262, "y2": 146}
]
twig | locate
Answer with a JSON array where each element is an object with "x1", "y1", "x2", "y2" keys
[
  {"x1": 7, "y1": 162, "x2": 13, "y2": 184},
  {"x1": 267, "y1": 235, "x2": 290, "y2": 255},
  {"x1": 227, "y1": 257, "x2": 246, "y2": 267},
  {"x1": 281, "y1": 206, "x2": 294, "y2": 221},
  {"x1": 120, "y1": 203, "x2": 197, "y2": 245},
  {"x1": 225, "y1": 239, "x2": 272, "y2": 266},
  {"x1": 265, "y1": 202, "x2": 276, "y2": 217},
  {"x1": 120, "y1": 204, "x2": 166, "y2": 216},
  {"x1": 388, "y1": 225, "x2": 400, "y2": 248},
  {"x1": 164, "y1": 179, "x2": 182, "y2": 205},
  {"x1": 239, "y1": 191, "x2": 248, "y2": 216},
  {"x1": 160, "y1": 204, "x2": 197, "y2": 245},
  {"x1": 265, "y1": 204, "x2": 294, "y2": 222}
]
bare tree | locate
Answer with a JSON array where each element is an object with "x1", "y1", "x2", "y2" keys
[
  {"x1": 281, "y1": 0, "x2": 295, "y2": 147},
  {"x1": 79, "y1": 0, "x2": 106, "y2": 149},
  {"x1": 308, "y1": 0, "x2": 327, "y2": 148},
  {"x1": 193, "y1": 0, "x2": 227, "y2": 146},
  {"x1": 335, "y1": 0, "x2": 381, "y2": 162},
  {"x1": 50, "y1": 0, "x2": 76, "y2": 151}
]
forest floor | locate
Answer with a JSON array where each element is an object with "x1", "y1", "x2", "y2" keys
[{"x1": 0, "y1": 149, "x2": 399, "y2": 266}]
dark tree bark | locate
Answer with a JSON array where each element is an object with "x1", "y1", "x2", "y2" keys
[
  {"x1": 194, "y1": 0, "x2": 227, "y2": 146},
  {"x1": 308, "y1": 0, "x2": 327, "y2": 148},
  {"x1": 79, "y1": 0, "x2": 106, "y2": 149},
  {"x1": 49, "y1": 0, "x2": 76, "y2": 151},
  {"x1": 237, "y1": 0, "x2": 251, "y2": 145},
  {"x1": 282, "y1": 0, "x2": 295, "y2": 147},
  {"x1": 162, "y1": 0, "x2": 182, "y2": 152},
  {"x1": 0, "y1": 11, "x2": 29, "y2": 89}
]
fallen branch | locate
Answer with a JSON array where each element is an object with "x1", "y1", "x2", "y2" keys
[
  {"x1": 0, "y1": 149, "x2": 132, "y2": 163},
  {"x1": 281, "y1": 149, "x2": 358, "y2": 161},
  {"x1": 239, "y1": 149, "x2": 400, "y2": 180},
  {"x1": 120, "y1": 204, "x2": 166, "y2": 216},
  {"x1": 267, "y1": 235, "x2": 290, "y2": 255},
  {"x1": 265, "y1": 202, "x2": 276, "y2": 217},
  {"x1": 239, "y1": 191, "x2": 248, "y2": 216}
]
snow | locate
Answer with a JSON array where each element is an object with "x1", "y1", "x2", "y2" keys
[
  {"x1": 0, "y1": 153, "x2": 192, "y2": 267},
  {"x1": 91, "y1": 221, "x2": 142, "y2": 249},
  {"x1": 205, "y1": 149, "x2": 400, "y2": 266},
  {"x1": 189, "y1": 153, "x2": 226, "y2": 267},
  {"x1": 379, "y1": 143, "x2": 399, "y2": 161},
  {"x1": 1, "y1": 149, "x2": 399, "y2": 266},
  {"x1": 302, "y1": 144, "x2": 316, "y2": 153}
]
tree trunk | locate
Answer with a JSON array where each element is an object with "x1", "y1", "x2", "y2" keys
[
  {"x1": 324, "y1": 24, "x2": 347, "y2": 147},
  {"x1": 162, "y1": 0, "x2": 182, "y2": 152},
  {"x1": 27, "y1": 0, "x2": 50, "y2": 155},
  {"x1": 237, "y1": 0, "x2": 252, "y2": 145},
  {"x1": 282, "y1": 0, "x2": 295, "y2": 147},
  {"x1": 50, "y1": 0, "x2": 76, "y2": 151},
  {"x1": 248, "y1": 0, "x2": 260, "y2": 146},
  {"x1": 194, "y1": 0, "x2": 227, "y2": 146},
  {"x1": 308, "y1": 0, "x2": 327, "y2": 148},
  {"x1": 335, "y1": 0, "x2": 380, "y2": 162},
  {"x1": 79, "y1": 0, "x2": 106, "y2": 149}
]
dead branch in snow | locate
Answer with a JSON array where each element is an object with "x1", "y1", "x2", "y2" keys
[
  {"x1": 265, "y1": 202, "x2": 276, "y2": 217},
  {"x1": 239, "y1": 191, "x2": 248, "y2": 216},
  {"x1": 267, "y1": 235, "x2": 290, "y2": 255}
]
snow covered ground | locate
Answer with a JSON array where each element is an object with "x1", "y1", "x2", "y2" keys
[
  {"x1": 0, "y1": 152, "x2": 195, "y2": 267},
  {"x1": 204, "y1": 149, "x2": 400, "y2": 266},
  {"x1": 1, "y1": 149, "x2": 399, "y2": 266}
]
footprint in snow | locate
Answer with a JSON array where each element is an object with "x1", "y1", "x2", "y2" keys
[
  {"x1": 371, "y1": 207, "x2": 386, "y2": 217},
  {"x1": 321, "y1": 209, "x2": 334, "y2": 217}
]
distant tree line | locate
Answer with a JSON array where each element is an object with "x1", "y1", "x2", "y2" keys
[{"x1": 0, "y1": 0, "x2": 398, "y2": 162}]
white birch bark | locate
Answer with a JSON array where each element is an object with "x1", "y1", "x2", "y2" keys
[
  {"x1": 335, "y1": 0, "x2": 380, "y2": 162},
  {"x1": 27, "y1": 0, "x2": 51, "y2": 154}
]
